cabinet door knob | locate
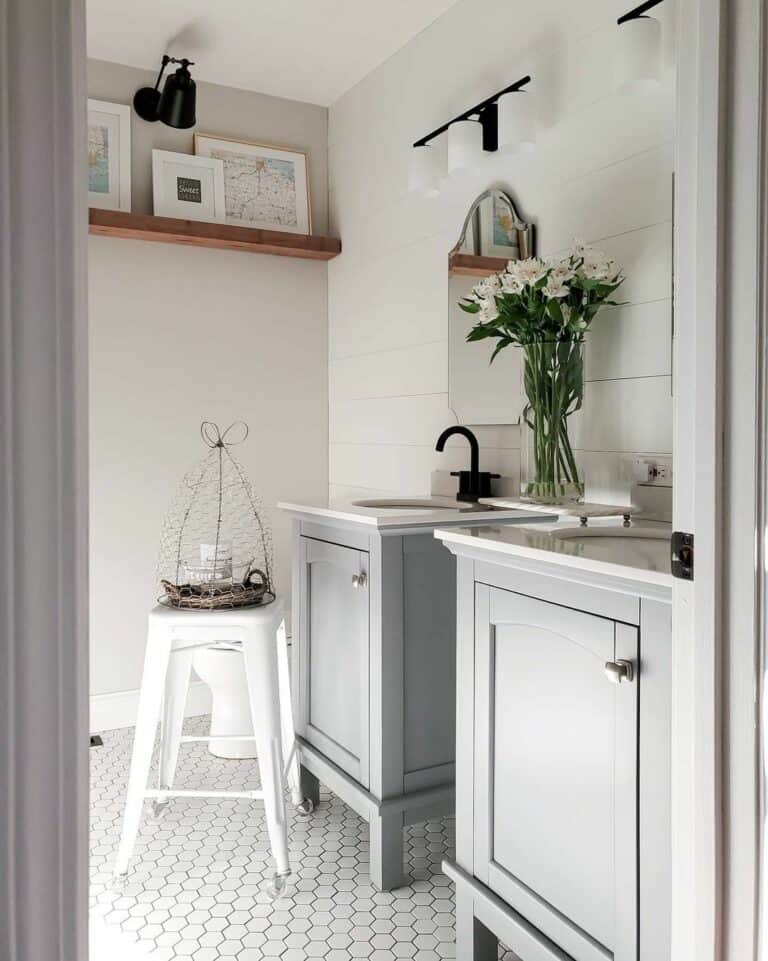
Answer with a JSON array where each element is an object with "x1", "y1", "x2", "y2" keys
[
  {"x1": 352, "y1": 572, "x2": 367, "y2": 589},
  {"x1": 604, "y1": 659, "x2": 634, "y2": 684}
]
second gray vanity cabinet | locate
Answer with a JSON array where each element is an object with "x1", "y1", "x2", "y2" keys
[
  {"x1": 296, "y1": 536, "x2": 370, "y2": 788},
  {"x1": 289, "y1": 517, "x2": 463, "y2": 891},
  {"x1": 473, "y1": 586, "x2": 638, "y2": 961}
]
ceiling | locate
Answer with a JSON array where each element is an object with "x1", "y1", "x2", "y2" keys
[{"x1": 86, "y1": 0, "x2": 461, "y2": 107}]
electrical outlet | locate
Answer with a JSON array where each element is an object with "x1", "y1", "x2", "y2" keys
[{"x1": 627, "y1": 457, "x2": 673, "y2": 486}]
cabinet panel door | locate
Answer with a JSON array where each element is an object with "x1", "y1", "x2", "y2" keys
[
  {"x1": 298, "y1": 537, "x2": 370, "y2": 787},
  {"x1": 474, "y1": 586, "x2": 638, "y2": 961}
]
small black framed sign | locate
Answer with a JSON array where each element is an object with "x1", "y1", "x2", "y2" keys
[{"x1": 151, "y1": 149, "x2": 225, "y2": 223}]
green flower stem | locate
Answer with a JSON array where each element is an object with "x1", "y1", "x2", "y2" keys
[{"x1": 523, "y1": 341, "x2": 584, "y2": 503}]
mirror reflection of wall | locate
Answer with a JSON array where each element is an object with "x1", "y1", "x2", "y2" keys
[{"x1": 448, "y1": 189, "x2": 534, "y2": 425}]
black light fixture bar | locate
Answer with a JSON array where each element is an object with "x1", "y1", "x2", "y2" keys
[
  {"x1": 412, "y1": 75, "x2": 531, "y2": 151},
  {"x1": 617, "y1": 0, "x2": 664, "y2": 24}
]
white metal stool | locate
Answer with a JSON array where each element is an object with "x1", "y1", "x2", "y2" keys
[{"x1": 113, "y1": 600, "x2": 310, "y2": 898}]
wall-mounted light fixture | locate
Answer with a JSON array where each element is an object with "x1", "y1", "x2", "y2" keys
[
  {"x1": 134, "y1": 55, "x2": 197, "y2": 129},
  {"x1": 615, "y1": 0, "x2": 664, "y2": 94},
  {"x1": 409, "y1": 75, "x2": 533, "y2": 193}
]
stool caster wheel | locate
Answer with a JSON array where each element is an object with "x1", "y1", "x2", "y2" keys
[
  {"x1": 111, "y1": 871, "x2": 128, "y2": 891},
  {"x1": 264, "y1": 870, "x2": 292, "y2": 901},
  {"x1": 295, "y1": 797, "x2": 315, "y2": 818},
  {"x1": 150, "y1": 799, "x2": 170, "y2": 822}
]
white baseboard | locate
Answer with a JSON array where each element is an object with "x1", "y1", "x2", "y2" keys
[{"x1": 90, "y1": 680, "x2": 212, "y2": 733}]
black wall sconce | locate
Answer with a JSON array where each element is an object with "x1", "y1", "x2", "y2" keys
[{"x1": 134, "y1": 55, "x2": 197, "y2": 129}]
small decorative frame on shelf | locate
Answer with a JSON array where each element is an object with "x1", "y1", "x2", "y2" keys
[{"x1": 151, "y1": 150, "x2": 226, "y2": 223}]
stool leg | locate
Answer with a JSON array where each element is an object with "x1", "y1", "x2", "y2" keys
[
  {"x1": 155, "y1": 648, "x2": 192, "y2": 816},
  {"x1": 113, "y1": 624, "x2": 173, "y2": 880},
  {"x1": 276, "y1": 619, "x2": 303, "y2": 808},
  {"x1": 242, "y1": 625, "x2": 291, "y2": 891}
]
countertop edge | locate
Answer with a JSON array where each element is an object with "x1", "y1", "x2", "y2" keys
[
  {"x1": 277, "y1": 501, "x2": 547, "y2": 531},
  {"x1": 435, "y1": 526, "x2": 674, "y2": 597}
]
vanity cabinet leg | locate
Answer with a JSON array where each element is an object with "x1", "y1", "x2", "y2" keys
[
  {"x1": 299, "y1": 764, "x2": 320, "y2": 808},
  {"x1": 369, "y1": 809, "x2": 404, "y2": 890},
  {"x1": 456, "y1": 888, "x2": 498, "y2": 961}
]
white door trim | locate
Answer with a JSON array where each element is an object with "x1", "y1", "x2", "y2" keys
[
  {"x1": 675, "y1": 0, "x2": 768, "y2": 958},
  {"x1": 672, "y1": 0, "x2": 724, "y2": 958},
  {"x1": 721, "y1": 0, "x2": 766, "y2": 958},
  {"x1": 0, "y1": 1, "x2": 89, "y2": 959}
]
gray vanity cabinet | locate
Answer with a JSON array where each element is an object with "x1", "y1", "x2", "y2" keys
[
  {"x1": 289, "y1": 516, "x2": 462, "y2": 891},
  {"x1": 473, "y1": 587, "x2": 638, "y2": 961},
  {"x1": 441, "y1": 545, "x2": 672, "y2": 961},
  {"x1": 296, "y1": 537, "x2": 370, "y2": 788}
]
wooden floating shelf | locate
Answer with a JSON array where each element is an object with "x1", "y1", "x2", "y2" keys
[
  {"x1": 448, "y1": 252, "x2": 508, "y2": 277},
  {"x1": 89, "y1": 208, "x2": 341, "y2": 261}
]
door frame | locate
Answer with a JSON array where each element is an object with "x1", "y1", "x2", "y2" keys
[
  {"x1": 674, "y1": 0, "x2": 767, "y2": 958},
  {"x1": 0, "y1": 0, "x2": 89, "y2": 959}
]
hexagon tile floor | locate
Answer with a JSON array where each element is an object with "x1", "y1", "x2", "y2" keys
[{"x1": 91, "y1": 715, "x2": 513, "y2": 961}]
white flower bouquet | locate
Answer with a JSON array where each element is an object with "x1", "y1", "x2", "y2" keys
[{"x1": 459, "y1": 243, "x2": 625, "y2": 503}]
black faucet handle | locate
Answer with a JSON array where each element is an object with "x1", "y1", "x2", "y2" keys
[{"x1": 450, "y1": 469, "x2": 500, "y2": 502}]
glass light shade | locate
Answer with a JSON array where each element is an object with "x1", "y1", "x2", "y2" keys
[
  {"x1": 408, "y1": 143, "x2": 443, "y2": 196},
  {"x1": 497, "y1": 91, "x2": 536, "y2": 154},
  {"x1": 615, "y1": 16, "x2": 662, "y2": 94},
  {"x1": 447, "y1": 120, "x2": 483, "y2": 174}
]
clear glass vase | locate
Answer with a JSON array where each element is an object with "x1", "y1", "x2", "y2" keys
[{"x1": 520, "y1": 339, "x2": 585, "y2": 505}]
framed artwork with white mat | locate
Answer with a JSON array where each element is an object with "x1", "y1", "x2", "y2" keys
[
  {"x1": 87, "y1": 99, "x2": 131, "y2": 211},
  {"x1": 194, "y1": 133, "x2": 311, "y2": 235}
]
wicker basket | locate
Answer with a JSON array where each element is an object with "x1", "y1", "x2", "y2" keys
[{"x1": 161, "y1": 567, "x2": 271, "y2": 611}]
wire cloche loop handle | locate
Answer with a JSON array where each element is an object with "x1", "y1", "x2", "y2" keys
[{"x1": 200, "y1": 421, "x2": 250, "y2": 449}]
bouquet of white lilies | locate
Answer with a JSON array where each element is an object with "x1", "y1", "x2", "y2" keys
[
  {"x1": 459, "y1": 243, "x2": 625, "y2": 503},
  {"x1": 460, "y1": 242, "x2": 625, "y2": 353}
]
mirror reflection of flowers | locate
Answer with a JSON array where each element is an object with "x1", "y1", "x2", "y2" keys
[{"x1": 459, "y1": 243, "x2": 625, "y2": 504}]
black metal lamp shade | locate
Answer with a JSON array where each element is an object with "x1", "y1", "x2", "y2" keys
[
  {"x1": 158, "y1": 62, "x2": 196, "y2": 129},
  {"x1": 133, "y1": 56, "x2": 196, "y2": 129}
]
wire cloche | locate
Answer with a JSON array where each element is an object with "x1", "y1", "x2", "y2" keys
[{"x1": 158, "y1": 421, "x2": 274, "y2": 610}]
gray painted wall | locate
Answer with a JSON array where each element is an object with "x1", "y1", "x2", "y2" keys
[
  {"x1": 87, "y1": 58, "x2": 328, "y2": 232},
  {"x1": 87, "y1": 59, "x2": 329, "y2": 723}
]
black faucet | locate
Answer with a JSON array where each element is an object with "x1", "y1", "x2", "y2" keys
[{"x1": 435, "y1": 426, "x2": 500, "y2": 503}]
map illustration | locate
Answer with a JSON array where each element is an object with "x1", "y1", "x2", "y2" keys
[
  {"x1": 211, "y1": 148, "x2": 298, "y2": 228},
  {"x1": 88, "y1": 124, "x2": 109, "y2": 194}
]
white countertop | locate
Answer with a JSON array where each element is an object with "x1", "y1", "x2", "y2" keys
[
  {"x1": 435, "y1": 517, "x2": 673, "y2": 588},
  {"x1": 277, "y1": 497, "x2": 547, "y2": 530}
]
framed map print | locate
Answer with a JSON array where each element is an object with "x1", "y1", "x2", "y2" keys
[
  {"x1": 194, "y1": 134, "x2": 311, "y2": 235},
  {"x1": 151, "y1": 150, "x2": 226, "y2": 223},
  {"x1": 87, "y1": 99, "x2": 131, "y2": 212}
]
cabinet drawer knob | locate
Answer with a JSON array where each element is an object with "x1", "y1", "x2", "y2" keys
[
  {"x1": 352, "y1": 572, "x2": 367, "y2": 589},
  {"x1": 604, "y1": 659, "x2": 634, "y2": 684}
]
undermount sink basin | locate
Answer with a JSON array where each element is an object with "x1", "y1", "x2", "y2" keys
[
  {"x1": 352, "y1": 498, "x2": 487, "y2": 512},
  {"x1": 551, "y1": 527, "x2": 670, "y2": 547}
]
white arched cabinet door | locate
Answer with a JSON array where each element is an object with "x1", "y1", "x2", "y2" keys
[
  {"x1": 473, "y1": 586, "x2": 638, "y2": 961},
  {"x1": 296, "y1": 537, "x2": 370, "y2": 788}
]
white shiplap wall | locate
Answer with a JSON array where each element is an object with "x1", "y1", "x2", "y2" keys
[{"x1": 327, "y1": 0, "x2": 676, "y2": 505}]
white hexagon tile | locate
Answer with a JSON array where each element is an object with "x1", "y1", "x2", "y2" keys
[{"x1": 90, "y1": 716, "x2": 516, "y2": 961}]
